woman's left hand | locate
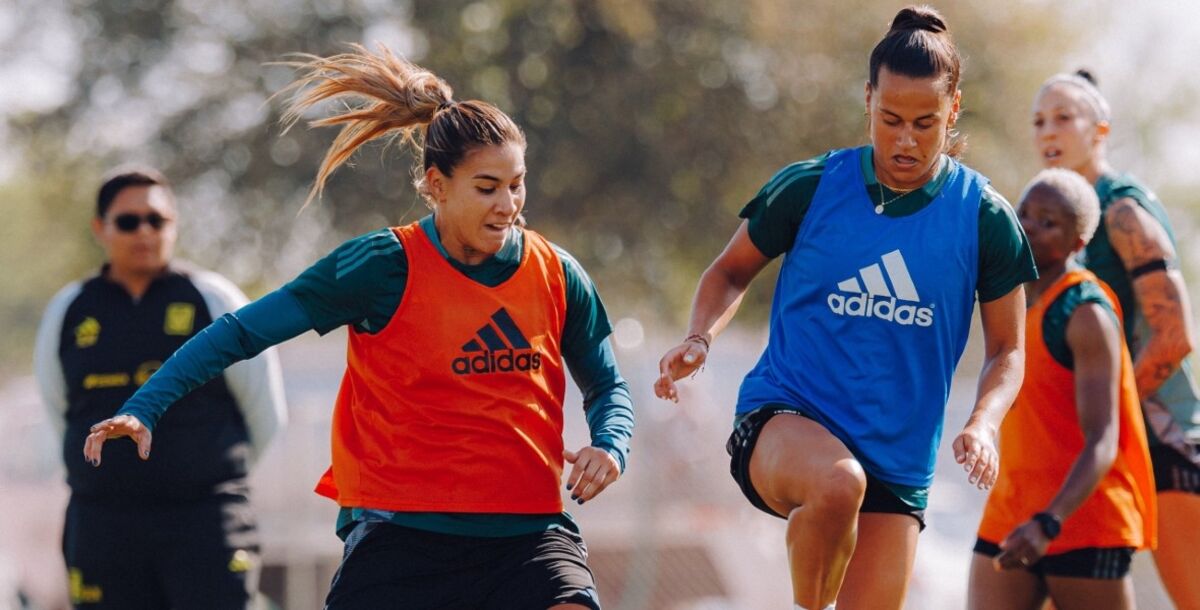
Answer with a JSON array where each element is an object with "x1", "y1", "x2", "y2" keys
[
  {"x1": 563, "y1": 447, "x2": 620, "y2": 504},
  {"x1": 952, "y1": 421, "x2": 999, "y2": 490},
  {"x1": 994, "y1": 521, "x2": 1050, "y2": 571}
]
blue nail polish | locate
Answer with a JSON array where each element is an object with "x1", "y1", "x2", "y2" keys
[
  {"x1": 570, "y1": 495, "x2": 578, "y2": 501},
  {"x1": 576, "y1": 498, "x2": 584, "y2": 505},
  {"x1": 565, "y1": 483, "x2": 573, "y2": 491}
]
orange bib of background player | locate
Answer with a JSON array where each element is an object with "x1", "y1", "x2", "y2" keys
[{"x1": 978, "y1": 269, "x2": 1156, "y2": 552}]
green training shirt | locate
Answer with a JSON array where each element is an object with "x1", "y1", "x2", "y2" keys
[
  {"x1": 740, "y1": 147, "x2": 1037, "y2": 303},
  {"x1": 1040, "y1": 278, "x2": 1117, "y2": 370}
]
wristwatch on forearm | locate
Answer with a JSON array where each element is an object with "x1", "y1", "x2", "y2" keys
[{"x1": 1032, "y1": 512, "x2": 1062, "y2": 540}]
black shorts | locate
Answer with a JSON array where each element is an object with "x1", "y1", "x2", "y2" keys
[
  {"x1": 727, "y1": 405, "x2": 927, "y2": 529},
  {"x1": 325, "y1": 521, "x2": 601, "y2": 610},
  {"x1": 1151, "y1": 443, "x2": 1200, "y2": 494},
  {"x1": 62, "y1": 494, "x2": 260, "y2": 610},
  {"x1": 973, "y1": 538, "x2": 1133, "y2": 580}
]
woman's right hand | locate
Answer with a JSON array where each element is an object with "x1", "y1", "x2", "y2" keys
[
  {"x1": 654, "y1": 336, "x2": 710, "y2": 402},
  {"x1": 83, "y1": 414, "x2": 153, "y2": 467}
]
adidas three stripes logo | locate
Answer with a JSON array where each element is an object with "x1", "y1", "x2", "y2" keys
[
  {"x1": 452, "y1": 308, "x2": 543, "y2": 375},
  {"x1": 826, "y1": 250, "x2": 935, "y2": 327}
]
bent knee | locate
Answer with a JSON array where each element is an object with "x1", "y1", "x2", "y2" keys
[{"x1": 807, "y1": 460, "x2": 867, "y2": 513}]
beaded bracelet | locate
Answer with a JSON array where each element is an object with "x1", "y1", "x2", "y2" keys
[{"x1": 684, "y1": 333, "x2": 710, "y2": 351}]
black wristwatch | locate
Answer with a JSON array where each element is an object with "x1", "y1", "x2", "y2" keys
[{"x1": 1032, "y1": 512, "x2": 1062, "y2": 540}]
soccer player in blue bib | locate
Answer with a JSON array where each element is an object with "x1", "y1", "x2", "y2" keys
[{"x1": 655, "y1": 7, "x2": 1036, "y2": 609}]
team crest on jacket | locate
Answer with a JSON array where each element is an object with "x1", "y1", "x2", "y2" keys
[
  {"x1": 452, "y1": 307, "x2": 543, "y2": 375},
  {"x1": 164, "y1": 302, "x2": 196, "y2": 335},
  {"x1": 75, "y1": 317, "x2": 101, "y2": 348},
  {"x1": 826, "y1": 249, "x2": 934, "y2": 327}
]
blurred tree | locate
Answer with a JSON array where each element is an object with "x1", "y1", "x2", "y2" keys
[
  {"x1": 0, "y1": 129, "x2": 102, "y2": 373},
  {"x1": 1, "y1": 0, "x2": 1092, "y2": 377}
]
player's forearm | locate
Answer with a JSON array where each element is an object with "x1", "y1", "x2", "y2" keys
[
  {"x1": 1132, "y1": 271, "x2": 1195, "y2": 398},
  {"x1": 1043, "y1": 427, "x2": 1118, "y2": 520},
  {"x1": 686, "y1": 263, "x2": 752, "y2": 343},
  {"x1": 969, "y1": 343, "x2": 1023, "y2": 431},
  {"x1": 970, "y1": 289, "x2": 1026, "y2": 431}
]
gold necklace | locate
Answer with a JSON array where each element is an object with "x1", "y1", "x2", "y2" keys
[{"x1": 875, "y1": 182, "x2": 917, "y2": 214}]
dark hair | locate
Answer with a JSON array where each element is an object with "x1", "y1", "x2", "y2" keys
[
  {"x1": 278, "y1": 44, "x2": 525, "y2": 208},
  {"x1": 1074, "y1": 68, "x2": 1098, "y2": 86},
  {"x1": 96, "y1": 166, "x2": 172, "y2": 219},
  {"x1": 869, "y1": 6, "x2": 959, "y2": 92}
]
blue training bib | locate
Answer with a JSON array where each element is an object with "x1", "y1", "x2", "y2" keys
[{"x1": 736, "y1": 146, "x2": 984, "y2": 487}]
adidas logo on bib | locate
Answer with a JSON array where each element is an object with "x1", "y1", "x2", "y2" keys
[
  {"x1": 452, "y1": 307, "x2": 543, "y2": 375},
  {"x1": 826, "y1": 250, "x2": 934, "y2": 327}
]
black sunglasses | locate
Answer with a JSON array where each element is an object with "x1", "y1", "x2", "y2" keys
[{"x1": 111, "y1": 212, "x2": 171, "y2": 233}]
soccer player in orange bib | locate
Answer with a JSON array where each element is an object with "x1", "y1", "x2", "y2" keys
[
  {"x1": 969, "y1": 169, "x2": 1156, "y2": 610},
  {"x1": 81, "y1": 46, "x2": 633, "y2": 610},
  {"x1": 1032, "y1": 70, "x2": 1200, "y2": 609}
]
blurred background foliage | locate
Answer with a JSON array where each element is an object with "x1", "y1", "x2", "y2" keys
[{"x1": 0, "y1": 0, "x2": 1172, "y2": 377}]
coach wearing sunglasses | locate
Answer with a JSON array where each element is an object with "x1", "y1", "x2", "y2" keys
[{"x1": 33, "y1": 166, "x2": 287, "y2": 609}]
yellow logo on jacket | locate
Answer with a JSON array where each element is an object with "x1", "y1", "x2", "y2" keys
[
  {"x1": 164, "y1": 302, "x2": 195, "y2": 335},
  {"x1": 135, "y1": 361, "x2": 162, "y2": 386},
  {"x1": 83, "y1": 373, "x2": 130, "y2": 389},
  {"x1": 75, "y1": 317, "x2": 100, "y2": 348},
  {"x1": 69, "y1": 567, "x2": 103, "y2": 603}
]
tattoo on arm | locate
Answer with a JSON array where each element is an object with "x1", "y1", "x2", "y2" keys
[
  {"x1": 1131, "y1": 269, "x2": 1195, "y2": 398},
  {"x1": 1107, "y1": 198, "x2": 1195, "y2": 398},
  {"x1": 1106, "y1": 199, "x2": 1176, "y2": 268}
]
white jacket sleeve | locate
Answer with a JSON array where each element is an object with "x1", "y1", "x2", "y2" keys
[
  {"x1": 191, "y1": 269, "x2": 288, "y2": 467},
  {"x1": 33, "y1": 281, "x2": 83, "y2": 439}
]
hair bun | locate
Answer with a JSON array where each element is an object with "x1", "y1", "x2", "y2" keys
[
  {"x1": 1074, "y1": 68, "x2": 1098, "y2": 86},
  {"x1": 889, "y1": 5, "x2": 947, "y2": 34}
]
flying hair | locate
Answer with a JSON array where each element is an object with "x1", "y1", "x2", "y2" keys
[{"x1": 274, "y1": 43, "x2": 522, "y2": 209}]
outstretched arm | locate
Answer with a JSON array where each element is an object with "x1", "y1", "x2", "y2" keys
[
  {"x1": 1106, "y1": 197, "x2": 1196, "y2": 398},
  {"x1": 955, "y1": 285, "x2": 1025, "y2": 490},
  {"x1": 655, "y1": 221, "x2": 771, "y2": 401},
  {"x1": 194, "y1": 269, "x2": 289, "y2": 465},
  {"x1": 83, "y1": 288, "x2": 313, "y2": 465},
  {"x1": 995, "y1": 303, "x2": 1121, "y2": 569}
]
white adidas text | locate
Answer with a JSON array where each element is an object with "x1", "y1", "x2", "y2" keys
[{"x1": 826, "y1": 293, "x2": 933, "y2": 327}]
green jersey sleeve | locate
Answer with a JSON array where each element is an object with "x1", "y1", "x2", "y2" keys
[
  {"x1": 283, "y1": 229, "x2": 408, "y2": 335},
  {"x1": 1042, "y1": 280, "x2": 1117, "y2": 369},
  {"x1": 738, "y1": 152, "x2": 833, "y2": 258},
  {"x1": 977, "y1": 185, "x2": 1038, "y2": 302},
  {"x1": 552, "y1": 245, "x2": 614, "y2": 348}
]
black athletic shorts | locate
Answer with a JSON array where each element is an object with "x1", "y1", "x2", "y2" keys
[
  {"x1": 62, "y1": 494, "x2": 260, "y2": 610},
  {"x1": 324, "y1": 521, "x2": 601, "y2": 610},
  {"x1": 973, "y1": 538, "x2": 1134, "y2": 579},
  {"x1": 1151, "y1": 443, "x2": 1200, "y2": 494},
  {"x1": 727, "y1": 405, "x2": 927, "y2": 529}
]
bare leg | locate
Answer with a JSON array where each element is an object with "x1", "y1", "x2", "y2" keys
[
  {"x1": 749, "y1": 415, "x2": 867, "y2": 610},
  {"x1": 1045, "y1": 574, "x2": 1134, "y2": 610},
  {"x1": 835, "y1": 513, "x2": 918, "y2": 610},
  {"x1": 1151, "y1": 491, "x2": 1200, "y2": 609},
  {"x1": 967, "y1": 552, "x2": 1047, "y2": 610}
]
